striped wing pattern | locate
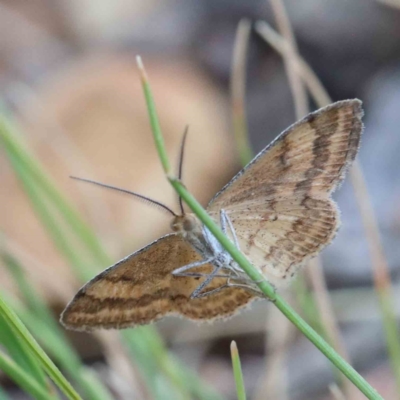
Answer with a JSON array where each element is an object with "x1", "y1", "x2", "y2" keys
[
  {"x1": 61, "y1": 234, "x2": 254, "y2": 331},
  {"x1": 207, "y1": 100, "x2": 363, "y2": 287},
  {"x1": 61, "y1": 100, "x2": 363, "y2": 330}
]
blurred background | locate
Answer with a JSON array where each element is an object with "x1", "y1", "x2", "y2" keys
[{"x1": 1, "y1": 0, "x2": 400, "y2": 399}]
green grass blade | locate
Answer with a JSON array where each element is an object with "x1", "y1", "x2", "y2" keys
[
  {"x1": 0, "y1": 350, "x2": 57, "y2": 400},
  {"x1": 0, "y1": 295, "x2": 82, "y2": 400},
  {"x1": 4, "y1": 292, "x2": 114, "y2": 400},
  {"x1": 20, "y1": 311, "x2": 114, "y2": 400},
  {"x1": 230, "y1": 342, "x2": 246, "y2": 400},
  {"x1": 121, "y1": 329, "x2": 190, "y2": 400},
  {"x1": 133, "y1": 327, "x2": 222, "y2": 400},
  {"x1": 136, "y1": 56, "x2": 171, "y2": 174},
  {"x1": 138, "y1": 56, "x2": 384, "y2": 400},
  {"x1": 0, "y1": 314, "x2": 49, "y2": 391}
]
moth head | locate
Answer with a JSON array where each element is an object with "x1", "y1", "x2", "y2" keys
[{"x1": 170, "y1": 214, "x2": 199, "y2": 235}]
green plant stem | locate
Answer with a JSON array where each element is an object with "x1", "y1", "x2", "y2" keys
[
  {"x1": 230, "y1": 341, "x2": 246, "y2": 400},
  {"x1": 2, "y1": 290, "x2": 113, "y2": 400},
  {"x1": 263, "y1": 30, "x2": 400, "y2": 390},
  {"x1": 169, "y1": 177, "x2": 381, "y2": 399},
  {"x1": 0, "y1": 350, "x2": 57, "y2": 400},
  {"x1": 137, "y1": 56, "x2": 383, "y2": 400},
  {"x1": 136, "y1": 56, "x2": 171, "y2": 174},
  {"x1": 0, "y1": 295, "x2": 83, "y2": 400},
  {"x1": 0, "y1": 314, "x2": 49, "y2": 392}
]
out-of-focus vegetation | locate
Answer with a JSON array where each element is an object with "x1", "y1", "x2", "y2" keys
[{"x1": 1, "y1": 1, "x2": 400, "y2": 399}]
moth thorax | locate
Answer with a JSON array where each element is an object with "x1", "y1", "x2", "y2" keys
[{"x1": 170, "y1": 214, "x2": 199, "y2": 235}]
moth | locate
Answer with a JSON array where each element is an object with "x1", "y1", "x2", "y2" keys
[{"x1": 61, "y1": 99, "x2": 363, "y2": 331}]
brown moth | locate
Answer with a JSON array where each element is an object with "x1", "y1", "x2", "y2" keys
[{"x1": 61, "y1": 99, "x2": 363, "y2": 331}]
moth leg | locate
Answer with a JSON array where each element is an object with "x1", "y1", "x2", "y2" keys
[
  {"x1": 192, "y1": 282, "x2": 229, "y2": 298},
  {"x1": 193, "y1": 275, "x2": 266, "y2": 299},
  {"x1": 190, "y1": 210, "x2": 244, "y2": 298},
  {"x1": 221, "y1": 209, "x2": 241, "y2": 251},
  {"x1": 190, "y1": 216, "x2": 236, "y2": 298},
  {"x1": 172, "y1": 257, "x2": 215, "y2": 276},
  {"x1": 189, "y1": 210, "x2": 244, "y2": 298},
  {"x1": 220, "y1": 209, "x2": 245, "y2": 277},
  {"x1": 202, "y1": 209, "x2": 235, "y2": 251},
  {"x1": 219, "y1": 208, "x2": 228, "y2": 235},
  {"x1": 192, "y1": 268, "x2": 255, "y2": 298},
  {"x1": 190, "y1": 264, "x2": 223, "y2": 299},
  {"x1": 174, "y1": 271, "x2": 231, "y2": 278},
  {"x1": 227, "y1": 279, "x2": 276, "y2": 298}
]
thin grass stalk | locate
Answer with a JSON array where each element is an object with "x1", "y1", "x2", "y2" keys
[
  {"x1": 256, "y1": 8, "x2": 355, "y2": 395},
  {"x1": 133, "y1": 329, "x2": 191, "y2": 400},
  {"x1": 262, "y1": 5, "x2": 353, "y2": 397},
  {"x1": 231, "y1": 19, "x2": 253, "y2": 166},
  {"x1": 136, "y1": 57, "x2": 171, "y2": 174},
  {"x1": 0, "y1": 314, "x2": 50, "y2": 383},
  {"x1": 308, "y1": 258, "x2": 350, "y2": 388},
  {"x1": 172, "y1": 359, "x2": 223, "y2": 400},
  {"x1": 257, "y1": 21, "x2": 400, "y2": 392},
  {"x1": 120, "y1": 330, "x2": 183, "y2": 400},
  {"x1": 96, "y1": 331, "x2": 147, "y2": 399},
  {"x1": 350, "y1": 163, "x2": 400, "y2": 391},
  {"x1": 253, "y1": 306, "x2": 292, "y2": 400},
  {"x1": 137, "y1": 55, "x2": 384, "y2": 400},
  {"x1": 309, "y1": 261, "x2": 348, "y2": 350},
  {"x1": 0, "y1": 314, "x2": 50, "y2": 392},
  {"x1": 231, "y1": 341, "x2": 246, "y2": 400},
  {"x1": 255, "y1": 21, "x2": 331, "y2": 106},
  {"x1": 20, "y1": 313, "x2": 114, "y2": 400},
  {"x1": 3, "y1": 291, "x2": 115, "y2": 400},
  {"x1": 230, "y1": 19, "x2": 288, "y2": 400},
  {"x1": 0, "y1": 350, "x2": 57, "y2": 400},
  {"x1": 0, "y1": 280, "x2": 49, "y2": 391},
  {"x1": 269, "y1": 0, "x2": 308, "y2": 118},
  {"x1": 141, "y1": 329, "x2": 223, "y2": 400},
  {"x1": 172, "y1": 181, "x2": 383, "y2": 400},
  {"x1": 0, "y1": 295, "x2": 82, "y2": 400},
  {"x1": 264, "y1": 6, "x2": 334, "y2": 346}
]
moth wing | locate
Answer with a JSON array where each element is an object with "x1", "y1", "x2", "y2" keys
[
  {"x1": 207, "y1": 100, "x2": 363, "y2": 286},
  {"x1": 61, "y1": 234, "x2": 254, "y2": 331}
]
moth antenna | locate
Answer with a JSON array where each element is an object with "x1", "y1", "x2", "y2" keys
[
  {"x1": 177, "y1": 125, "x2": 189, "y2": 215},
  {"x1": 70, "y1": 176, "x2": 177, "y2": 217}
]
